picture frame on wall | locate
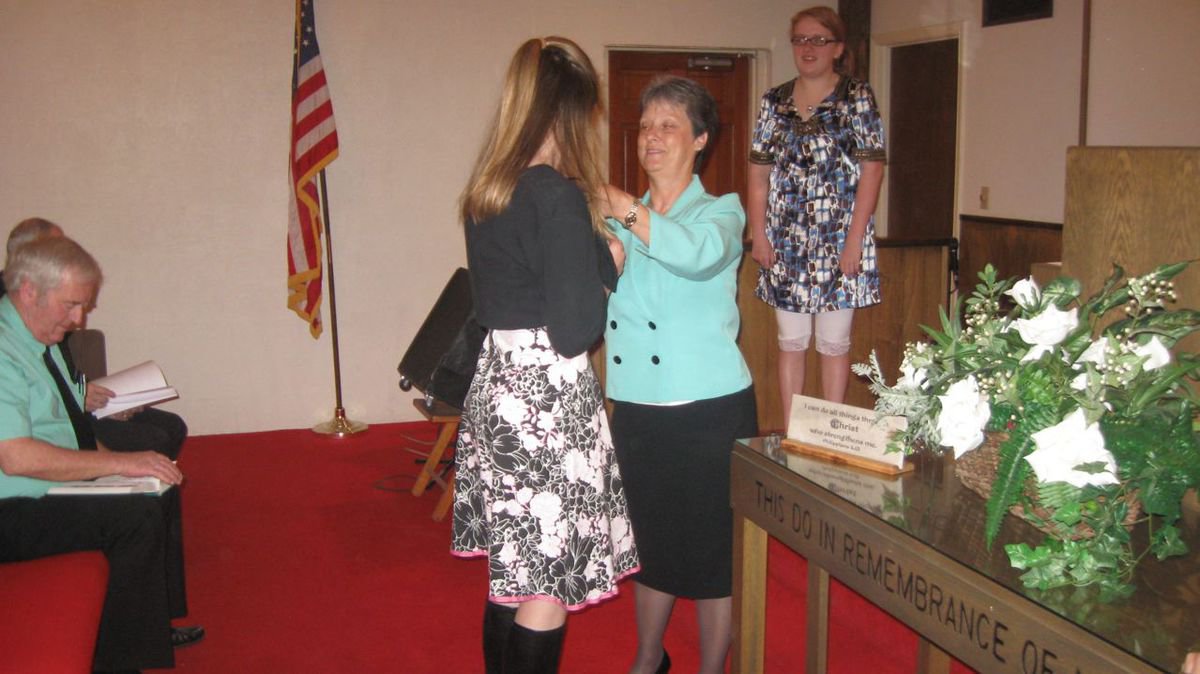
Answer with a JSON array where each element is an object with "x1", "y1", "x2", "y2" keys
[{"x1": 983, "y1": 0, "x2": 1053, "y2": 27}]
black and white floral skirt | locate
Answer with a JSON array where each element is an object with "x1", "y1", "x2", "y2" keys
[{"x1": 451, "y1": 327, "x2": 639, "y2": 610}]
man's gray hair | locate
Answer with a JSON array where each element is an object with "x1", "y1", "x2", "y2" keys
[
  {"x1": 6, "y1": 217, "x2": 64, "y2": 262},
  {"x1": 3, "y1": 236, "x2": 102, "y2": 296}
]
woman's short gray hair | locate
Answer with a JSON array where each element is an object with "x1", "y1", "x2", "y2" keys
[
  {"x1": 3, "y1": 236, "x2": 102, "y2": 296},
  {"x1": 639, "y1": 75, "x2": 720, "y2": 172}
]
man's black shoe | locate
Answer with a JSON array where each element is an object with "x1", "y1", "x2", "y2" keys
[{"x1": 171, "y1": 625, "x2": 206, "y2": 648}]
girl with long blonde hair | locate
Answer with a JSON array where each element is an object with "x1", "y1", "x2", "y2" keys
[{"x1": 452, "y1": 36, "x2": 639, "y2": 674}]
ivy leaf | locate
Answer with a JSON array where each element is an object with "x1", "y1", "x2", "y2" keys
[
  {"x1": 1051, "y1": 500, "x2": 1082, "y2": 527},
  {"x1": 1152, "y1": 524, "x2": 1187, "y2": 559},
  {"x1": 1041, "y1": 276, "x2": 1081, "y2": 308},
  {"x1": 1073, "y1": 461, "x2": 1111, "y2": 476}
]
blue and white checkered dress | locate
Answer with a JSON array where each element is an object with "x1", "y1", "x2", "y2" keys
[{"x1": 750, "y1": 76, "x2": 886, "y2": 313}]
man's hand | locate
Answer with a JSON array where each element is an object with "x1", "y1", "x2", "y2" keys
[{"x1": 113, "y1": 450, "x2": 183, "y2": 485}]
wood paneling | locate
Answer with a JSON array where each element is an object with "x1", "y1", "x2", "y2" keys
[
  {"x1": 737, "y1": 241, "x2": 951, "y2": 432},
  {"x1": 1063, "y1": 147, "x2": 1200, "y2": 351},
  {"x1": 959, "y1": 215, "x2": 1062, "y2": 293}
]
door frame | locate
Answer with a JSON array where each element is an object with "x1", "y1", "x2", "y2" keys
[
  {"x1": 869, "y1": 23, "x2": 965, "y2": 240},
  {"x1": 603, "y1": 45, "x2": 774, "y2": 183}
]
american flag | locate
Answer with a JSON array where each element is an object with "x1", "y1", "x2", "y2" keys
[{"x1": 287, "y1": 0, "x2": 338, "y2": 338}]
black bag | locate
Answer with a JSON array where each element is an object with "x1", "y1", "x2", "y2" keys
[{"x1": 397, "y1": 268, "x2": 486, "y2": 411}]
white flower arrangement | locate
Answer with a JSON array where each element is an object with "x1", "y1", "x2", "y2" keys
[{"x1": 854, "y1": 262, "x2": 1200, "y2": 596}]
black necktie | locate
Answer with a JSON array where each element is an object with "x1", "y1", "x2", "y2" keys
[
  {"x1": 43, "y1": 345, "x2": 96, "y2": 450},
  {"x1": 58, "y1": 338, "x2": 80, "y2": 382}
]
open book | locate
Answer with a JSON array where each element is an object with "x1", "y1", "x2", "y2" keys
[
  {"x1": 47, "y1": 475, "x2": 172, "y2": 496},
  {"x1": 91, "y1": 361, "x2": 179, "y2": 419}
]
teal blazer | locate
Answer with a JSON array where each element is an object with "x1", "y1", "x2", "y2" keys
[{"x1": 605, "y1": 175, "x2": 752, "y2": 403}]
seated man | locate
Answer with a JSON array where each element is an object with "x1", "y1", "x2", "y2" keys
[
  {"x1": 0, "y1": 236, "x2": 202, "y2": 673},
  {"x1": 3, "y1": 217, "x2": 188, "y2": 460}
]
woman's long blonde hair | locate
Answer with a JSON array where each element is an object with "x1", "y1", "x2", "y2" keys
[{"x1": 460, "y1": 37, "x2": 607, "y2": 235}]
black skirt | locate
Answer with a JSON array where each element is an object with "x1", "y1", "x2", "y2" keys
[{"x1": 610, "y1": 386, "x2": 757, "y2": 598}]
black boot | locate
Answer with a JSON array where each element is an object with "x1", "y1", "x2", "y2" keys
[
  {"x1": 502, "y1": 623, "x2": 566, "y2": 674},
  {"x1": 483, "y1": 601, "x2": 518, "y2": 674}
]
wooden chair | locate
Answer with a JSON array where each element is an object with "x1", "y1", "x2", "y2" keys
[{"x1": 405, "y1": 398, "x2": 461, "y2": 521}]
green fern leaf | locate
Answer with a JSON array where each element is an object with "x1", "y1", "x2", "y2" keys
[{"x1": 984, "y1": 430, "x2": 1035, "y2": 547}]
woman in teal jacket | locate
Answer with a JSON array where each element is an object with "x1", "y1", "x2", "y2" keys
[{"x1": 601, "y1": 75, "x2": 757, "y2": 674}]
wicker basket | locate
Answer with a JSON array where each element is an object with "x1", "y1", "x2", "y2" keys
[{"x1": 955, "y1": 432, "x2": 1140, "y2": 540}]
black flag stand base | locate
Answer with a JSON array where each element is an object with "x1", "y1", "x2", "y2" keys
[{"x1": 313, "y1": 406, "x2": 368, "y2": 437}]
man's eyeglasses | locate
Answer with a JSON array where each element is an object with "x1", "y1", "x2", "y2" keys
[{"x1": 790, "y1": 35, "x2": 841, "y2": 47}]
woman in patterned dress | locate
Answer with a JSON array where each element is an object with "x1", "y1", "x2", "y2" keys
[
  {"x1": 748, "y1": 6, "x2": 886, "y2": 418},
  {"x1": 452, "y1": 36, "x2": 639, "y2": 673}
]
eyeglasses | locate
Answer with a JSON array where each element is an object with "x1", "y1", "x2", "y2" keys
[{"x1": 790, "y1": 35, "x2": 841, "y2": 47}]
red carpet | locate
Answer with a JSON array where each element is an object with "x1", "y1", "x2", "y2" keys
[{"x1": 158, "y1": 422, "x2": 975, "y2": 673}]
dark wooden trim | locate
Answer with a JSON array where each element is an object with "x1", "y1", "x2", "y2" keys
[
  {"x1": 876, "y1": 237, "x2": 957, "y2": 249},
  {"x1": 959, "y1": 214, "x2": 1062, "y2": 230}
]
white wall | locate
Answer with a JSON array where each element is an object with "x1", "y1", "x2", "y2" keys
[
  {"x1": 873, "y1": 0, "x2": 1199, "y2": 223},
  {"x1": 874, "y1": 0, "x2": 1085, "y2": 223},
  {"x1": 0, "y1": 0, "x2": 802, "y2": 434},
  {"x1": 4, "y1": 1, "x2": 1196, "y2": 435},
  {"x1": 1088, "y1": 0, "x2": 1200, "y2": 146}
]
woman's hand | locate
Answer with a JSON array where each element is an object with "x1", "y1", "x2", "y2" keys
[
  {"x1": 751, "y1": 235, "x2": 775, "y2": 269},
  {"x1": 607, "y1": 237, "x2": 626, "y2": 277},
  {"x1": 1184, "y1": 652, "x2": 1200, "y2": 674},
  {"x1": 839, "y1": 236, "x2": 863, "y2": 276}
]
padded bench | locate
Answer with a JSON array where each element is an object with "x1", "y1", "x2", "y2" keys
[
  {"x1": 0, "y1": 329, "x2": 111, "y2": 672},
  {"x1": 0, "y1": 551, "x2": 109, "y2": 672}
]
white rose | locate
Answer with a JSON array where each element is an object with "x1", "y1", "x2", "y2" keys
[
  {"x1": 1024, "y1": 408, "x2": 1119, "y2": 488},
  {"x1": 1132, "y1": 336, "x2": 1171, "y2": 371},
  {"x1": 1019, "y1": 344, "x2": 1055, "y2": 363},
  {"x1": 897, "y1": 363, "x2": 929, "y2": 390},
  {"x1": 936, "y1": 376, "x2": 991, "y2": 458},
  {"x1": 1013, "y1": 305, "x2": 1079, "y2": 348},
  {"x1": 1006, "y1": 277, "x2": 1041, "y2": 307},
  {"x1": 1076, "y1": 338, "x2": 1108, "y2": 368},
  {"x1": 1069, "y1": 372, "x2": 1088, "y2": 391}
]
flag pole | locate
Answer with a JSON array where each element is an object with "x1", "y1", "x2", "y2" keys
[{"x1": 312, "y1": 168, "x2": 367, "y2": 437}]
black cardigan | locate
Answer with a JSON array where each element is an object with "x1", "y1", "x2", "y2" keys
[{"x1": 465, "y1": 165, "x2": 615, "y2": 358}]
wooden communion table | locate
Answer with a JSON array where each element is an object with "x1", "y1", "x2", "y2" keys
[{"x1": 730, "y1": 437, "x2": 1200, "y2": 674}]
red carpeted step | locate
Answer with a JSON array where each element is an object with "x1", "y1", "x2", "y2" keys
[{"x1": 160, "y1": 423, "x2": 975, "y2": 673}]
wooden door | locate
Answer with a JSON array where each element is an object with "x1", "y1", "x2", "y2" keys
[
  {"x1": 608, "y1": 51, "x2": 751, "y2": 205},
  {"x1": 886, "y1": 39, "x2": 958, "y2": 240}
]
